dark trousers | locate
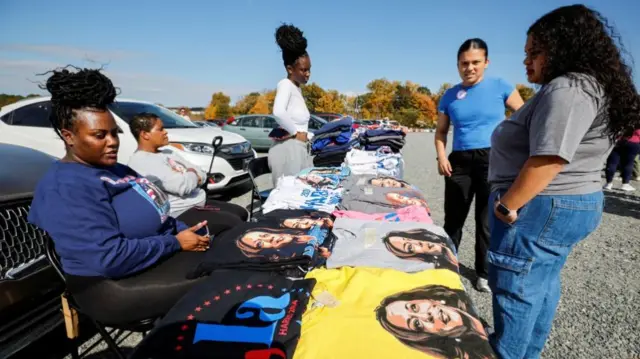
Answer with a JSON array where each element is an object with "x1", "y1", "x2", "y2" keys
[
  {"x1": 605, "y1": 141, "x2": 640, "y2": 183},
  {"x1": 68, "y1": 201, "x2": 247, "y2": 325},
  {"x1": 443, "y1": 148, "x2": 491, "y2": 279}
]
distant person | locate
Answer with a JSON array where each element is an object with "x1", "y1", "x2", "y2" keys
[
  {"x1": 604, "y1": 128, "x2": 640, "y2": 191},
  {"x1": 127, "y1": 112, "x2": 249, "y2": 221},
  {"x1": 434, "y1": 38, "x2": 524, "y2": 292},
  {"x1": 487, "y1": 5, "x2": 640, "y2": 358},
  {"x1": 179, "y1": 107, "x2": 191, "y2": 120},
  {"x1": 268, "y1": 23, "x2": 314, "y2": 185}
]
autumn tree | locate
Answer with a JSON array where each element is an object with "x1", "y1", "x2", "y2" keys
[
  {"x1": 505, "y1": 84, "x2": 537, "y2": 117},
  {"x1": 316, "y1": 90, "x2": 345, "y2": 113},
  {"x1": 516, "y1": 84, "x2": 536, "y2": 102},
  {"x1": 206, "y1": 92, "x2": 231, "y2": 119},
  {"x1": 249, "y1": 95, "x2": 269, "y2": 114},
  {"x1": 417, "y1": 86, "x2": 432, "y2": 96},
  {"x1": 204, "y1": 105, "x2": 217, "y2": 119},
  {"x1": 233, "y1": 92, "x2": 260, "y2": 115},
  {"x1": 301, "y1": 83, "x2": 325, "y2": 112},
  {"x1": 433, "y1": 83, "x2": 453, "y2": 106},
  {"x1": 362, "y1": 78, "x2": 396, "y2": 118},
  {"x1": 412, "y1": 92, "x2": 437, "y2": 127}
]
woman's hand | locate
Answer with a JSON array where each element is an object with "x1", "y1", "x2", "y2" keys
[
  {"x1": 176, "y1": 221, "x2": 210, "y2": 251},
  {"x1": 437, "y1": 156, "x2": 453, "y2": 177},
  {"x1": 493, "y1": 200, "x2": 518, "y2": 225},
  {"x1": 319, "y1": 247, "x2": 331, "y2": 258}
]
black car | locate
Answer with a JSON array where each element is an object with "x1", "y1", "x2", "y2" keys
[{"x1": 0, "y1": 144, "x2": 64, "y2": 358}]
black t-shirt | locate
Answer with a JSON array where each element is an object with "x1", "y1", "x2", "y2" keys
[
  {"x1": 132, "y1": 270, "x2": 316, "y2": 359},
  {"x1": 190, "y1": 211, "x2": 333, "y2": 278}
]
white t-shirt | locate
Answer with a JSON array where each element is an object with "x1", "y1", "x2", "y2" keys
[
  {"x1": 263, "y1": 176, "x2": 343, "y2": 214},
  {"x1": 273, "y1": 78, "x2": 310, "y2": 135}
]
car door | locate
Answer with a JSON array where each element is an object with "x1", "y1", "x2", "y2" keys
[
  {"x1": 234, "y1": 116, "x2": 257, "y2": 147},
  {"x1": 260, "y1": 116, "x2": 279, "y2": 148}
]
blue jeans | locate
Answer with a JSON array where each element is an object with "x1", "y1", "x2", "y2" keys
[{"x1": 487, "y1": 191, "x2": 603, "y2": 359}]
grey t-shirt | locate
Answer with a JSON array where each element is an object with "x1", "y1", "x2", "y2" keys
[
  {"x1": 489, "y1": 73, "x2": 612, "y2": 195},
  {"x1": 339, "y1": 175, "x2": 429, "y2": 213},
  {"x1": 327, "y1": 218, "x2": 459, "y2": 273},
  {"x1": 128, "y1": 150, "x2": 207, "y2": 217}
]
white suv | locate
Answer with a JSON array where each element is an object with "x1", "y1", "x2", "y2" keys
[{"x1": 0, "y1": 97, "x2": 256, "y2": 192}]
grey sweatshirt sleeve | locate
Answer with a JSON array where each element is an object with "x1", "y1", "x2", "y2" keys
[{"x1": 128, "y1": 151, "x2": 200, "y2": 197}]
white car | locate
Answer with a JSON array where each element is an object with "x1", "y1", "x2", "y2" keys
[{"x1": 0, "y1": 97, "x2": 256, "y2": 192}]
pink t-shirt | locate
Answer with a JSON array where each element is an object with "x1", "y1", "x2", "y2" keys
[{"x1": 332, "y1": 205, "x2": 433, "y2": 224}]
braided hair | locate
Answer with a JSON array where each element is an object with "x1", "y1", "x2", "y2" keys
[
  {"x1": 275, "y1": 24, "x2": 308, "y2": 67},
  {"x1": 39, "y1": 66, "x2": 118, "y2": 141}
]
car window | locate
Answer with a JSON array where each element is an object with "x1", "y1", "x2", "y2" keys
[
  {"x1": 264, "y1": 117, "x2": 279, "y2": 129},
  {"x1": 239, "y1": 117, "x2": 254, "y2": 127},
  {"x1": 5, "y1": 101, "x2": 53, "y2": 127},
  {"x1": 108, "y1": 102, "x2": 198, "y2": 129},
  {"x1": 247, "y1": 117, "x2": 264, "y2": 128}
]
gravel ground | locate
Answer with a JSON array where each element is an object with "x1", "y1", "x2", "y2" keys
[{"x1": 25, "y1": 133, "x2": 639, "y2": 359}]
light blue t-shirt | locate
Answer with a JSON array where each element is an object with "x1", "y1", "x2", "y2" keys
[{"x1": 438, "y1": 77, "x2": 514, "y2": 151}]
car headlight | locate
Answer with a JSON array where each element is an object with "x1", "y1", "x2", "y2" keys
[
  {"x1": 219, "y1": 141, "x2": 252, "y2": 155},
  {"x1": 170, "y1": 142, "x2": 214, "y2": 155}
]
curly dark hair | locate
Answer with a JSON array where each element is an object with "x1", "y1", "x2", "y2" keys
[
  {"x1": 38, "y1": 66, "x2": 118, "y2": 140},
  {"x1": 275, "y1": 23, "x2": 308, "y2": 67},
  {"x1": 528, "y1": 5, "x2": 640, "y2": 140}
]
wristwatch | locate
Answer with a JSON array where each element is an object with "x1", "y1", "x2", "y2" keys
[{"x1": 496, "y1": 202, "x2": 512, "y2": 216}]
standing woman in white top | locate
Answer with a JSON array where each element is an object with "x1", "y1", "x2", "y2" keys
[{"x1": 268, "y1": 24, "x2": 314, "y2": 185}]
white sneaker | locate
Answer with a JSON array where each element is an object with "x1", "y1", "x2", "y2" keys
[
  {"x1": 621, "y1": 183, "x2": 636, "y2": 192},
  {"x1": 476, "y1": 278, "x2": 491, "y2": 293},
  {"x1": 603, "y1": 182, "x2": 614, "y2": 190}
]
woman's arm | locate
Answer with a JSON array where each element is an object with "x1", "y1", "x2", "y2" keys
[
  {"x1": 434, "y1": 112, "x2": 452, "y2": 176},
  {"x1": 498, "y1": 155, "x2": 566, "y2": 211},
  {"x1": 505, "y1": 89, "x2": 525, "y2": 112},
  {"x1": 272, "y1": 80, "x2": 299, "y2": 135}
]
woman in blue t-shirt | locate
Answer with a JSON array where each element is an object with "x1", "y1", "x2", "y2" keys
[{"x1": 434, "y1": 38, "x2": 523, "y2": 292}]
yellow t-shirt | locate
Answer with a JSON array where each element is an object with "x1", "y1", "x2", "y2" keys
[{"x1": 295, "y1": 267, "x2": 496, "y2": 359}]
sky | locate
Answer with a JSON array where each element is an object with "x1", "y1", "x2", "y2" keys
[{"x1": 1, "y1": 0, "x2": 639, "y2": 107}]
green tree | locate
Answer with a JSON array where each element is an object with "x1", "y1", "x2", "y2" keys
[
  {"x1": 433, "y1": 83, "x2": 453, "y2": 106},
  {"x1": 417, "y1": 86, "x2": 432, "y2": 96}
]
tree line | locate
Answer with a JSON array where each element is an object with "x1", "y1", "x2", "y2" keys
[
  {"x1": 1, "y1": 79, "x2": 536, "y2": 129},
  {"x1": 202, "y1": 79, "x2": 536, "y2": 128}
]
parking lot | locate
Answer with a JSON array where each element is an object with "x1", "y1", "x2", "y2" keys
[{"x1": 13, "y1": 132, "x2": 640, "y2": 359}]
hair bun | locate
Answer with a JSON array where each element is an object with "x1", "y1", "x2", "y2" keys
[
  {"x1": 275, "y1": 24, "x2": 308, "y2": 66},
  {"x1": 43, "y1": 66, "x2": 117, "y2": 109}
]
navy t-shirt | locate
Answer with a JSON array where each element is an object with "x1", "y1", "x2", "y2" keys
[
  {"x1": 438, "y1": 77, "x2": 514, "y2": 151},
  {"x1": 28, "y1": 161, "x2": 185, "y2": 278}
]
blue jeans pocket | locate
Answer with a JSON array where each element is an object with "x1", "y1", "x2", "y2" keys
[
  {"x1": 538, "y1": 197, "x2": 603, "y2": 248},
  {"x1": 488, "y1": 251, "x2": 533, "y2": 296}
]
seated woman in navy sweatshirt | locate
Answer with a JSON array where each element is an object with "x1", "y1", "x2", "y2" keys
[{"x1": 27, "y1": 67, "x2": 217, "y2": 325}]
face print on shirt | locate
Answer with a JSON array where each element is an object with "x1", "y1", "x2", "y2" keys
[
  {"x1": 129, "y1": 177, "x2": 171, "y2": 222},
  {"x1": 236, "y1": 227, "x2": 319, "y2": 262},
  {"x1": 382, "y1": 229, "x2": 459, "y2": 273},
  {"x1": 375, "y1": 285, "x2": 496, "y2": 359}
]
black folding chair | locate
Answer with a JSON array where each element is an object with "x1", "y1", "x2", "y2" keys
[
  {"x1": 247, "y1": 156, "x2": 273, "y2": 220},
  {"x1": 45, "y1": 237, "x2": 156, "y2": 359}
]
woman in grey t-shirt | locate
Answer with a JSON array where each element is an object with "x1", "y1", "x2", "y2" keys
[{"x1": 486, "y1": 5, "x2": 640, "y2": 359}]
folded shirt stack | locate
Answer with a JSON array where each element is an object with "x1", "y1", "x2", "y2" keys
[
  {"x1": 263, "y1": 176, "x2": 343, "y2": 214},
  {"x1": 344, "y1": 148, "x2": 404, "y2": 178},
  {"x1": 359, "y1": 129, "x2": 406, "y2": 152},
  {"x1": 311, "y1": 117, "x2": 357, "y2": 167}
]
